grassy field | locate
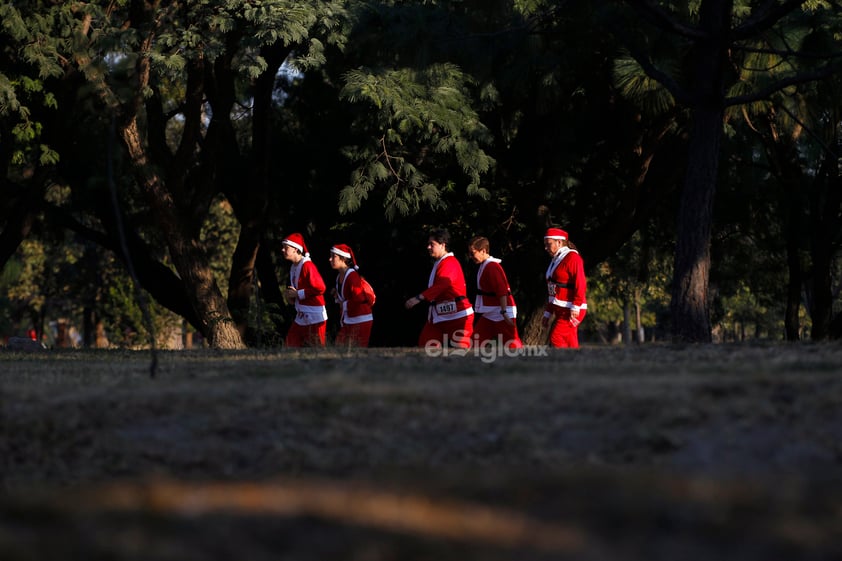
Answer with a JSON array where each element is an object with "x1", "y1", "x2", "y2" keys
[{"x1": 1, "y1": 343, "x2": 841, "y2": 560}]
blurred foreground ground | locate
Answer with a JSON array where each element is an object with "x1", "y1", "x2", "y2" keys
[{"x1": 1, "y1": 344, "x2": 841, "y2": 560}]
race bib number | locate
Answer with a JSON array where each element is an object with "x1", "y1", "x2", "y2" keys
[
  {"x1": 435, "y1": 300, "x2": 457, "y2": 314},
  {"x1": 547, "y1": 282, "x2": 556, "y2": 296}
]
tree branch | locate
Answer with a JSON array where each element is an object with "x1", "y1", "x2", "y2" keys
[
  {"x1": 621, "y1": 0, "x2": 707, "y2": 39},
  {"x1": 45, "y1": 203, "x2": 203, "y2": 330},
  {"x1": 609, "y1": 23, "x2": 695, "y2": 105},
  {"x1": 725, "y1": 60, "x2": 842, "y2": 106},
  {"x1": 733, "y1": 0, "x2": 808, "y2": 40},
  {"x1": 732, "y1": 45, "x2": 842, "y2": 60}
]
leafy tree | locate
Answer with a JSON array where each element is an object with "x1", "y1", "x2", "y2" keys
[
  {"x1": 1, "y1": 0, "x2": 351, "y2": 348},
  {"x1": 719, "y1": 2, "x2": 842, "y2": 340},
  {"x1": 606, "y1": 0, "x2": 842, "y2": 342}
]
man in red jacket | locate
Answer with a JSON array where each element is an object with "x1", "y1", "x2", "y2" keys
[
  {"x1": 542, "y1": 227, "x2": 587, "y2": 348},
  {"x1": 405, "y1": 228, "x2": 474, "y2": 348},
  {"x1": 329, "y1": 243, "x2": 374, "y2": 347},
  {"x1": 281, "y1": 232, "x2": 327, "y2": 347},
  {"x1": 468, "y1": 236, "x2": 522, "y2": 349}
]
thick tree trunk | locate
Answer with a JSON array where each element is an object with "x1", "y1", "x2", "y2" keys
[
  {"x1": 169, "y1": 234, "x2": 246, "y2": 349},
  {"x1": 669, "y1": 0, "x2": 732, "y2": 343},
  {"x1": 807, "y1": 153, "x2": 842, "y2": 340},
  {"x1": 670, "y1": 106, "x2": 722, "y2": 343}
]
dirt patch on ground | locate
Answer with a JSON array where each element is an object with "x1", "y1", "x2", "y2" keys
[{"x1": 1, "y1": 344, "x2": 841, "y2": 560}]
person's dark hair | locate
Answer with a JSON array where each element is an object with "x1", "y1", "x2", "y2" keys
[
  {"x1": 428, "y1": 227, "x2": 451, "y2": 250},
  {"x1": 469, "y1": 236, "x2": 490, "y2": 253}
]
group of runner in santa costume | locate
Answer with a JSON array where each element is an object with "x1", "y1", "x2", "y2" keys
[
  {"x1": 281, "y1": 233, "x2": 375, "y2": 348},
  {"x1": 281, "y1": 226, "x2": 586, "y2": 349}
]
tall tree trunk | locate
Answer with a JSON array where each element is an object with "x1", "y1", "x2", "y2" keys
[
  {"x1": 634, "y1": 288, "x2": 644, "y2": 343},
  {"x1": 761, "y1": 116, "x2": 804, "y2": 342},
  {"x1": 782, "y1": 145, "x2": 803, "y2": 342},
  {"x1": 224, "y1": 42, "x2": 291, "y2": 339},
  {"x1": 670, "y1": 105, "x2": 722, "y2": 343},
  {"x1": 228, "y1": 225, "x2": 261, "y2": 338},
  {"x1": 784, "y1": 231, "x2": 802, "y2": 341},
  {"x1": 771, "y1": 142, "x2": 802, "y2": 341},
  {"x1": 623, "y1": 300, "x2": 633, "y2": 344},
  {"x1": 808, "y1": 153, "x2": 842, "y2": 340},
  {"x1": 669, "y1": 0, "x2": 732, "y2": 343}
]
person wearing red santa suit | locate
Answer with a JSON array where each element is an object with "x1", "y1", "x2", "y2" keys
[
  {"x1": 468, "y1": 236, "x2": 522, "y2": 349},
  {"x1": 542, "y1": 227, "x2": 587, "y2": 348},
  {"x1": 404, "y1": 228, "x2": 474, "y2": 348},
  {"x1": 329, "y1": 243, "x2": 374, "y2": 347},
  {"x1": 281, "y1": 232, "x2": 327, "y2": 347}
]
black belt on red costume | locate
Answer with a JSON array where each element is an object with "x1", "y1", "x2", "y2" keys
[
  {"x1": 476, "y1": 289, "x2": 511, "y2": 297},
  {"x1": 430, "y1": 295, "x2": 468, "y2": 305}
]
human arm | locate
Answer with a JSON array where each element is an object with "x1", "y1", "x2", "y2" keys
[
  {"x1": 570, "y1": 254, "x2": 587, "y2": 320},
  {"x1": 418, "y1": 256, "x2": 462, "y2": 302}
]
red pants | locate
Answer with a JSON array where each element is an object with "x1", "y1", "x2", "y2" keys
[
  {"x1": 286, "y1": 321, "x2": 326, "y2": 347},
  {"x1": 475, "y1": 316, "x2": 522, "y2": 349},
  {"x1": 418, "y1": 315, "x2": 474, "y2": 348},
  {"x1": 548, "y1": 309, "x2": 586, "y2": 348},
  {"x1": 335, "y1": 321, "x2": 373, "y2": 348}
]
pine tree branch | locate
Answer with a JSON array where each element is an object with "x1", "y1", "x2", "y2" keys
[
  {"x1": 621, "y1": 0, "x2": 707, "y2": 39},
  {"x1": 732, "y1": 45, "x2": 842, "y2": 60},
  {"x1": 725, "y1": 60, "x2": 842, "y2": 106},
  {"x1": 733, "y1": 0, "x2": 808, "y2": 40},
  {"x1": 609, "y1": 24, "x2": 695, "y2": 105},
  {"x1": 774, "y1": 100, "x2": 840, "y2": 160}
]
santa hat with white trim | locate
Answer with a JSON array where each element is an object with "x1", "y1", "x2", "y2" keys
[
  {"x1": 282, "y1": 232, "x2": 309, "y2": 257},
  {"x1": 330, "y1": 243, "x2": 358, "y2": 269},
  {"x1": 543, "y1": 227, "x2": 568, "y2": 241}
]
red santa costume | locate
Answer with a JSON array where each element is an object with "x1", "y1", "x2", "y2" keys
[
  {"x1": 474, "y1": 257, "x2": 522, "y2": 349},
  {"x1": 331, "y1": 244, "x2": 374, "y2": 347},
  {"x1": 418, "y1": 252, "x2": 474, "y2": 348},
  {"x1": 544, "y1": 228, "x2": 587, "y2": 348},
  {"x1": 283, "y1": 233, "x2": 327, "y2": 347}
]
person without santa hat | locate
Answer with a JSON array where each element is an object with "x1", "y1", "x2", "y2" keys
[
  {"x1": 280, "y1": 232, "x2": 327, "y2": 347},
  {"x1": 541, "y1": 227, "x2": 588, "y2": 348},
  {"x1": 468, "y1": 236, "x2": 523, "y2": 349},
  {"x1": 329, "y1": 243, "x2": 375, "y2": 347},
  {"x1": 405, "y1": 227, "x2": 474, "y2": 349}
]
